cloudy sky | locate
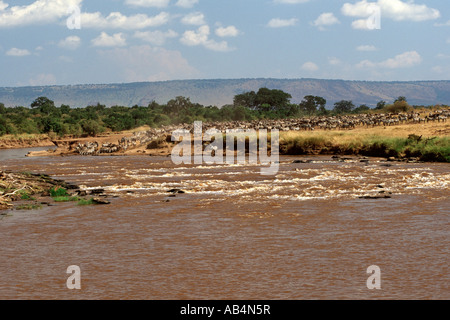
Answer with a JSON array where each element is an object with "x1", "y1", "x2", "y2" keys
[{"x1": 0, "y1": 0, "x2": 449, "y2": 87}]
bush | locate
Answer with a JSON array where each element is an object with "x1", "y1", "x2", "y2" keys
[
  {"x1": 384, "y1": 101, "x2": 413, "y2": 113},
  {"x1": 49, "y1": 186, "x2": 69, "y2": 197},
  {"x1": 78, "y1": 198, "x2": 94, "y2": 206},
  {"x1": 53, "y1": 196, "x2": 79, "y2": 202}
]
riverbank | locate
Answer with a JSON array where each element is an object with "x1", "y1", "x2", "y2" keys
[
  {"x1": 0, "y1": 134, "x2": 55, "y2": 150},
  {"x1": 279, "y1": 123, "x2": 450, "y2": 162},
  {"x1": 12, "y1": 121, "x2": 450, "y2": 163},
  {"x1": 0, "y1": 170, "x2": 112, "y2": 211}
]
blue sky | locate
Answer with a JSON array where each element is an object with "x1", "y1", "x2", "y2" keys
[{"x1": 0, "y1": 0, "x2": 449, "y2": 87}]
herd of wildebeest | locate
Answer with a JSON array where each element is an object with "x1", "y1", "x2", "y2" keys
[{"x1": 74, "y1": 108, "x2": 449, "y2": 156}]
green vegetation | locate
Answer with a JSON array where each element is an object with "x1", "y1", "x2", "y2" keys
[
  {"x1": 280, "y1": 132, "x2": 449, "y2": 162},
  {"x1": 52, "y1": 196, "x2": 79, "y2": 202},
  {"x1": 49, "y1": 186, "x2": 70, "y2": 198},
  {"x1": 77, "y1": 198, "x2": 94, "y2": 206},
  {"x1": 0, "y1": 93, "x2": 448, "y2": 139},
  {"x1": 16, "y1": 204, "x2": 43, "y2": 210},
  {"x1": 18, "y1": 190, "x2": 35, "y2": 201}
]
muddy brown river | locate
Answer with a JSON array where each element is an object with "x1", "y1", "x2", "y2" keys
[{"x1": 0, "y1": 150, "x2": 448, "y2": 300}]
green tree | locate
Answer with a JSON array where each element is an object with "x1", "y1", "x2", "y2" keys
[
  {"x1": 375, "y1": 100, "x2": 386, "y2": 110},
  {"x1": 299, "y1": 95, "x2": 326, "y2": 115},
  {"x1": 333, "y1": 100, "x2": 355, "y2": 114},
  {"x1": 81, "y1": 119, "x2": 104, "y2": 136},
  {"x1": 254, "y1": 88, "x2": 292, "y2": 111},
  {"x1": 59, "y1": 104, "x2": 71, "y2": 114},
  {"x1": 353, "y1": 104, "x2": 370, "y2": 114},
  {"x1": 233, "y1": 91, "x2": 257, "y2": 108},
  {"x1": 164, "y1": 96, "x2": 193, "y2": 116},
  {"x1": 0, "y1": 103, "x2": 6, "y2": 114},
  {"x1": 394, "y1": 96, "x2": 407, "y2": 103},
  {"x1": 233, "y1": 88, "x2": 292, "y2": 113},
  {"x1": 31, "y1": 96, "x2": 56, "y2": 115}
]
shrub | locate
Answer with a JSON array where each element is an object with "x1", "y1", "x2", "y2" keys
[
  {"x1": 78, "y1": 198, "x2": 94, "y2": 206},
  {"x1": 49, "y1": 186, "x2": 69, "y2": 197},
  {"x1": 52, "y1": 196, "x2": 79, "y2": 202}
]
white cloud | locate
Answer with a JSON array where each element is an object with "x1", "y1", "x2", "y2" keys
[
  {"x1": 181, "y1": 12, "x2": 206, "y2": 25},
  {"x1": 301, "y1": 62, "x2": 319, "y2": 72},
  {"x1": 357, "y1": 44, "x2": 377, "y2": 51},
  {"x1": 431, "y1": 66, "x2": 443, "y2": 74},
  {"x1": 29, "y1": 73, "x2": 57, "y2": 86},
  {"x1": 356, "y1": 60, "x2": 376, "y2": 68},
  {"x1": 351, "y1": 18, "x2": 375, "y2": 30},
  {"x1": 0, "y1": 0, "x2": 82, "y2": 28},
  {"x1": 357, "y1": 51, "x2": 422, "y2": 69},
  {"x1": 98, "y1": 45, "x2": 199, "y2": 82},
  {"x1": 181, "y1": 25, "x2": 209, "y2": 46},
  {"x1": 125, "y1": 0, "x2": 170, "y2": 7},
  {"x1": 436, "y1": 53, "x2": 450, "y2": 59},
  {"x1": 0, "y1": 1, "x2": 8, "y2": 11},
  {"x1": 6, "y1": 48, "x2": 31, "y2": 56},
  {"x1": 180, "y1": 25, "x2": 233, "y2": 52},
  {"x1": 328, "y1": 57, "x2": 341, "y2": 66},
  {"x1": 91, "y1": 32, "x2": 127, "y2": 47},
  {"x1": 176, "y1": 0, "x2": 198, "y2": 8},
  {"x1": 133, "y1": 30, "x2": 178, "y2": 46},
  {"x1": 267, "y1": 18, "x2": 298, "y2": 28},
  {"x1": 312, "y1": 12, "x2": 340, "y2": 30},
  {"x1": 81, "y1": 11, "x2": 170, "y2": 29},
  {"x1": 215, "y1": 26, "x2": 240, "y2": 37},
  {"x1": 380, "y1": 51, "x2": 422, "y2": 68},
  {"x1": 58, "y1": 36, "x2": 81, "y2": 50},
  {"x1": 435, "y1": 20, "x2": 450, "y2": 27},
  {"x1": 342, "y1": 0, "x2": 440, "y2": 22}
]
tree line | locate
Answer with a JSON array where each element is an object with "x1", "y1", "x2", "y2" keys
[{"x1": 0, "y1": 88, "x2": 443, "y2": 138}]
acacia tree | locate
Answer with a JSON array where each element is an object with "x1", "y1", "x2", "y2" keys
[
  {"x1": 164, "y1": 96, "x2": 193, "y2": 116},
  {"x1": 375, "y1": 100, "x2": 386, "y2": 110},
  {"x1": 233, "y1": 88, "x2": 292, "y2": 112},
  {"x1": 299, "y1": 95, "x2": 326, "y2": 115},
  {"x1": 333, "y1": 100, "x2": 355, "y2": 114},
  {"x1": 31, "y1": 96, "x2": 56, "y2": 115},
  {"x1": 233, "y1": 91, "x2": 257, "y2": 108}
]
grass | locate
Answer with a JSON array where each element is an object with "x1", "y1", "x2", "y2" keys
[
  {"x1": 77, "y1": 198, "x2": 94, "y2": 206},
  {"x1": 18, "y1": 190, "x2": 36, "y2": 201},
  {"x1": 52, "y1": 196, "x2": 79, "y2": 202},
  {"x1": 49, "y1": 186, "x2": 70, "y2": 197},
  {"x1": 0, "y1": 133, "x2": 49, "y2": 141},
  {"x1": 16, "y1": 204, "x2": 43, "y2": 210},
  {"x1": 279, "y1": 122, "x2": 450, "y2": 162}
]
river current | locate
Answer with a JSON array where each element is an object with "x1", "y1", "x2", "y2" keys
[{"x1": 0, "y1": 149, "x2": 448, "y2": 299}]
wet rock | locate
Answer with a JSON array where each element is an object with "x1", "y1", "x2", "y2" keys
[
  {"x1": 76, "y1": 190, "x2": 87, "y2": 197},
  {"x1": 90, "y1": 189, "x2": 105, "y2": 195},
  {"x1": 167, "y1": 189, "x2": 186, "y2": 194},
  {"x1": 92, "y1": 198, "x2": 110, "y2": 205},
  {"x1": 359, "y1": 195, "x2": 392, "y2": 199},
  {"x1": 292, "y1": 160, "x2": 310, "y2": 164}
]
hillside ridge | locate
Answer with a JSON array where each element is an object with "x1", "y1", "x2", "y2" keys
[{"x1": 1, "y1": 78, "x2": 449, "y2": 108}]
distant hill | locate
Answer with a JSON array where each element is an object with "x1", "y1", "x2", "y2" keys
[{"x1": 1, "y1": 78, "x2": 450, "y2": 109}]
